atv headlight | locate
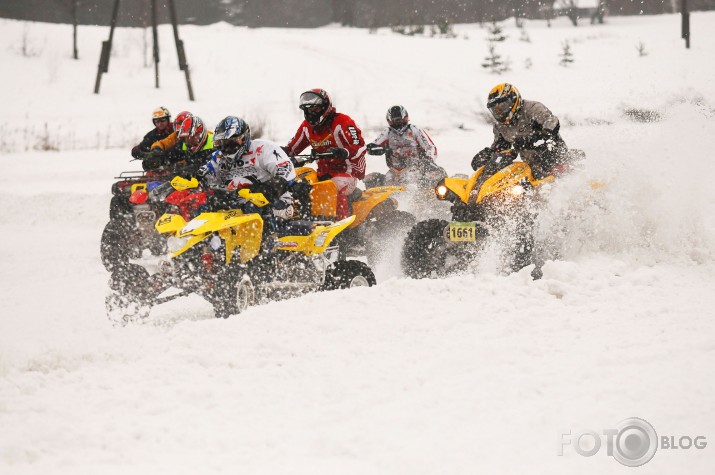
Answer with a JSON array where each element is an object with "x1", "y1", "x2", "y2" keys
[
  {"x1": 436, "y1": 184, "x2": 449, "y2": 200},
  {"x1": 167, "y1": 235, "x2": 190, "y2": 253},
  {"x1": 510, "y1": 184, "x2": 525, "y2": 197}
]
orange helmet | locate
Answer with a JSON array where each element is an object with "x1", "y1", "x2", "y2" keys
[{"x1": 151, "y1": 106, "x2": 171, "y2": 126}]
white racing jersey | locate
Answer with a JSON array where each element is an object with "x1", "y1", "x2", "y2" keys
[
  {"x1": 371, "y1": 124, "x2": 438, "y2": 166},
  {"x1": 204, "y1": 139, "x2": 296, "y2": 190}
]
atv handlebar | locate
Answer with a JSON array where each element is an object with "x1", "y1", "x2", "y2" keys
[
  {"x1": 291, "y1": 151, "x2": 338, "y2": 165},
  {"x1": 367, "y1": 145, "x2": 391, "y2": 156}
]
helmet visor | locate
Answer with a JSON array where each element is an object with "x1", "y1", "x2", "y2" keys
[
  {"x1": 488, "y1": 96, "x2": 516, "y2": 122},
  {"x1": 218, "y1": 136, "x2": 245, "y2": 155},
  {"x1": 299, "y1": 91, "x2": 324, "y2": 109}
]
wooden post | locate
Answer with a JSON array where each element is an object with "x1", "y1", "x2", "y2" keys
[
  {"x1": 151, "y1": 0, "x2": 160, "y2": 88},
  {"x1": 93, "y1": 0, "x2": 120, "y2": 94},
  {"x1": 168, "y1": 0, "x2": 195, "y2": 101},
  {"x1": 682, "y1": 0, "x2": 690, "y2": 49},
  {"x1": 93, "y1": 0, "x2": 193, "y2": 98},
  {"x1": 72, "y1": 0, "x2": 78, "y2": 59}
]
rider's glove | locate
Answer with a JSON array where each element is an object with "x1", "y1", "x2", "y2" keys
[
  {"x1": 272, "y1": 198, "x2": 294, "y2": 220},
  {"x1": 196, "y1": 165, "x2": 210, "y2": 178},
  {"x1": 328, "y1": 147, "x2": 349, "y2": 160}
]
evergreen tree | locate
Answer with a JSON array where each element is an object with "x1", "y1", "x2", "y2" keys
[
  {"x1": 486, "y1": 21, "x2": 507, "y2": 42},
  {"x1": 482, "y1": 42, "x2": 510, "y2": 74},
  {"x1": 559, "y1": 40, "x2": 575, "y2": 66}
]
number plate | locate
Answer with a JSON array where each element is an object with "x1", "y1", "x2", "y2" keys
[{"x1": 449, "y1": 222, "x2": 476, "y2": 242}]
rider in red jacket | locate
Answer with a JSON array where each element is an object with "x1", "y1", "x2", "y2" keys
[{"x1": 284, "y1": 89, "x2": 367, "y2": 219}]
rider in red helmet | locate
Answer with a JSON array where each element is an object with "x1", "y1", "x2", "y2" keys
[{"x1": 283, "y1": 88, "x2": 367, "y2": 220}]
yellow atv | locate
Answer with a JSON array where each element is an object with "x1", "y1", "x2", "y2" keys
[
  {"x1": 401, "y1": 159, "x2": 554, "y2": 279},
  {"x1": 291, "y1": 164, "x2": 416, "y2": 265},
  {"x1": 105, "y1": 176, "x2": 376, "y2": 322}
]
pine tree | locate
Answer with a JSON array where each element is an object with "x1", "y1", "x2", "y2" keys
[
  {"x1": 519, "y1": 22, "x2": 531, "y2": 43},
  {"x1": 486, "y1": 21, "x2": 507, "y2": 42},
  {"x1": 482, "y1": 42, "x2": 510, "y2": 74},
  {"x1": 559, "y1": 41, "x2": 574, "y2": 66},
  {"x1": 636, "y1": 41, "x2": 648, "y2": 57}
]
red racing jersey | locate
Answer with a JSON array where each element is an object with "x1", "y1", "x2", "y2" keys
[{"x1": 285, "y1": 111, "x2": 367, "y2": 179}]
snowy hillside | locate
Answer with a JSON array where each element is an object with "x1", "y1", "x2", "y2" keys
[{"x1": 1, "y1": 13, "x2": 715, "y2": 475}]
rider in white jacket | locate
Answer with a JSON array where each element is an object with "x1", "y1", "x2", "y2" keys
[
  {"x1": 201, "y1": 116, "x2": 296, "y2": 219},
  {"x1": 366, "y1": 105, "x2": 441, "y2": 187}
]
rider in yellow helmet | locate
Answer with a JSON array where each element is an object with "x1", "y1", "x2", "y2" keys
[{"x1": 471, "y1": 83, "x2": 571, "y2": 180}]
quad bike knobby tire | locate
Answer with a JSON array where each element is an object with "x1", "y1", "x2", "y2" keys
[
  {"x1": 323, "y1": 260, "x2": 377, "y2": 290},
  {"x1": 401, "y1": 219, "x2": 450, "y2": 279},
  {"x1": 212, "y1": 272, "x2": 255, "y2": 319},
  {"x1": 100, "y1": 218, "x2": 142, "y2": 272},
  {"x1": 105, "y1": 263, "x2": 153, "y2": 324}
]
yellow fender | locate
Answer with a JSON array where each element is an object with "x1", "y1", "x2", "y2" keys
[
  {"x1": 350, "y1": 186, "x2": 404, "y2": 228},
  {"x1": 159, "y1": 210, "x2": 264, "y2": 263},
  {"x1": 443, "y1": 174, "x2": 477, "y2": 203},
  {"x1": 276, "y1": 215, "x2": 356, "y2": 255},
  {"x1": 310, "y1": 180, "x2": 339, "y2": 218},
  {"x1": 155, "y1": 213, "x2": 188, "y2": 235},
  {"x1": 475, "y1": 162, "x2": 532, "y2": 202}
]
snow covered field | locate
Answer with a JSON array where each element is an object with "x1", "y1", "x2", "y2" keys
[{"x1": 1, "y1": 12, "x2": 714, "y2": 474}]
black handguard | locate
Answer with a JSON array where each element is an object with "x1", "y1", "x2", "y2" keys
[
  {"x1": 142, "y1": 149, "x2": 165, "y2": 171},
  {"x1": 366, "y1": 143, "x2": 388, "y2": 156},
  {"x1": 208, "y1": 188, "x2": 243, "y2": 210},
  {"x1": 328, "y1": 147, "x2": 349, "y2": 160},
  {"x1": 172, "y1": 162, "x2": 203, "y2": 180},
  {"x1": 471, "y1": 147, "x2": 494, "y2": 171},
  {"x1": 250, "y1": 176, "x2": 289, "y2": 204},
  {"x1": 310, "y1": 149, "x2": 337, "y2": 161}
]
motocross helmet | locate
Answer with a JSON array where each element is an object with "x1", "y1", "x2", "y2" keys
[
  {"x1": 214, "y1": 116, "x2": 251, "y2": 160},
  {"x1": 386, "y1": 105, "x2": 409, "y2": 133},
  {"x1": 173, "y1": 110, "x2": 193, "y2": 132},
  {"x1": 299, "y1": 89, "x2": 333, "y2": 127},
  {"x1": 487, "y1": 83, "x2": 521, "y2": 124},
  {"x1": 152, "y1": 106, "x2": 171, "y2": 128},
  {"x1": 178, "y1": 116, "x2": 208, "y2": 153}
]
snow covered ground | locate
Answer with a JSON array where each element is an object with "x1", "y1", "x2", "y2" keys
[{"x1": 1, "y1": 12, "x2": 714, "y2": 474}]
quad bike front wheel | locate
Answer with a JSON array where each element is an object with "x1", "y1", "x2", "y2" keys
[
  {"x1": 100, "y1": 219, "x2": 141, "y2": 272},
  {"x1": 323, "y1": 260, "x2": 376, "y2": 290},
  {"x1": 401, "y1": 219, "x2": 450, "y2": 279},
  {"x1": 213, "y1": 274, "x2": 255, "y2": 319},
  {"x1": 105, "y1": 263, "x2": 153, "y2": 324}
]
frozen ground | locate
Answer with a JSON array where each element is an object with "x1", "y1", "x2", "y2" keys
[{"x1": 1, "y1": 12, "x2": 714, "y2": 475}]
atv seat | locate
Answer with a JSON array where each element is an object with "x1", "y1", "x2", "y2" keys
[{"x1": 276, "y1": 219, "x2": 315, "y2": 237}]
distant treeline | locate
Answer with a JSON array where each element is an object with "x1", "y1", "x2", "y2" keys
[{"x1": 2, "y1": 0, "x2": 714, "y2": 27}]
